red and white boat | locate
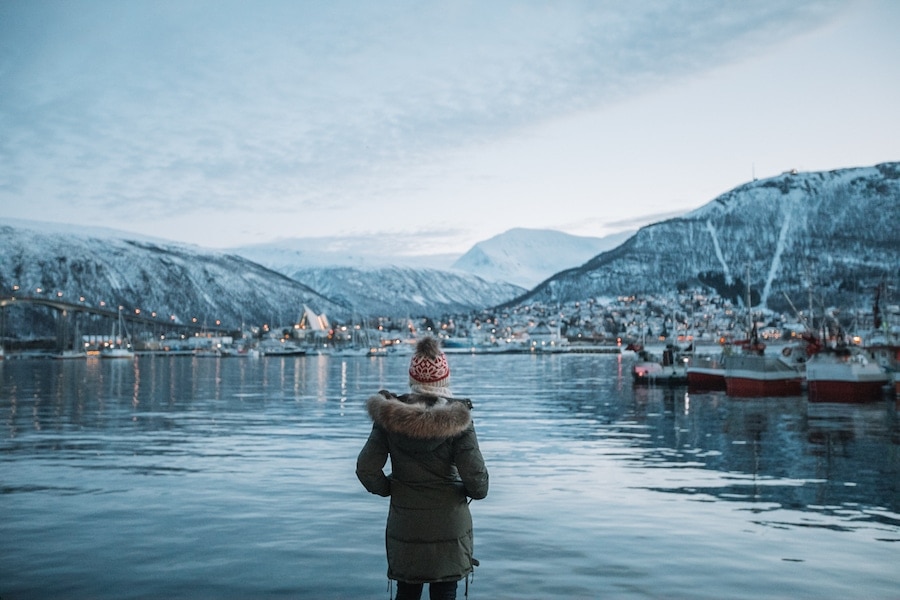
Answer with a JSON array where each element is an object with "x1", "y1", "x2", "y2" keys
[
  {"x1": 686, "y1": 352, "x2": 727, "y2": 391},
  {"x1": 724, "y1": 339, "x2": 806, "y2": 397},
  {"x1": 806, "y1": 345, "x2": 889, "y2": 403}
]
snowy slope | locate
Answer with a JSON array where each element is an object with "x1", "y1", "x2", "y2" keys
[
  {"x1": 231, "y1": 228, "x2": 633, "y2": 289},
  {"x1": 230, "y1": 238, "x2": 459, "y2": 271},
  {"x1": 0, "y1": 220, "x2": 347, "y2": 334},
  {"x1": 451, "y1": 228, "x2": 633, "y2": 288},
  {"x1": 0, "y1": 219, "x2": 523, "y2": 332},
  {"x1": 290, "y1": 266, "x2": 525, "y2": 317},
  {"x1": 510, "y1": 163, "x2": 900, "y2": 313}
]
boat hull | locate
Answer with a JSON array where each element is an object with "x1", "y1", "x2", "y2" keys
[
  {"x1": 806, "y1": 353, "x2": 890, "y2": 403},
  {"x1": 724, "y1": 354, "x2": 803, "y2": 397},
  {"x1": 632, "y1": 362, "x2": 687, "y2": 386},
  {"x1": 686, "y1": 367, "x2": 726, "y2": 391},
  {"x1": 807, "y1": 379, "x2": 887, "y2": 403},
  {"x1": 725, "y1": 376, "x2": 803, "y2": 397},
  {"x1": 633, "y1": 370, "x2": 688, "y2": 386},
  {"x1": 100, "y1": 349, "x2": 135, "y2": 359}
]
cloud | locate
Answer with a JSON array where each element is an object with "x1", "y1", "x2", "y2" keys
[{"x1": 0, "y1": 0, "x2": 853, "y2": 241}]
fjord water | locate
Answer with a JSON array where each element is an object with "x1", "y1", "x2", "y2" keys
[{"x1": 1, "y1": 353, "x2": 897, "y2": 600}]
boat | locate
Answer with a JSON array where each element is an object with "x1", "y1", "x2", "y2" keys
[
  {"x1": 100, "y1": 346, "x2": 135, "y2": 359},
  {"x1": 806, "y1": 344, "x2": 889, "y2": 403},
  {"x1": 632, "y1": 344, "x2": 688, "y2": 386},
  {"x1": 723, "y1": 335, "x2": 805, "y2": 397},
  {"x1": 258, "y1": 340, "x2": 307, "y2": 356},
  {"x1": 100, "y1": 308, "x2": 135, "y2": 359},
  {"x1": 686, "y1": 351, "x2": 727, "y2": 391},
  {"x1": 720, "y1": 272, "x2": 805, "y2": 397}
]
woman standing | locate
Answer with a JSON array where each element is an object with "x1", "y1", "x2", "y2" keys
[{"x1": 357, "y1": 337, "x2": 489, "y2": 600}]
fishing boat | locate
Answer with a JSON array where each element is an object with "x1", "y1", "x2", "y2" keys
[
  {"x1": 686, "y1": 351, "x2": 727, "y2": 391},
  {"x1": 724, "y1": 277, "x2": 806, "y2": 396},
  {"x1": 806, "y1": 344, "x2": 889, "y2": 403},
  {"x1": 723, "y1": 335, "x2": 805, "y2": 397}
]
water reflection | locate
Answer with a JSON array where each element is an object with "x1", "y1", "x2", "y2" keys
[
  {"x1": 616, "y1": 385, "x2": 898, "y2": 532},
  {"x1": 1, "y1": 353, "x2": 898, "y2": 599},
  {"x1": 3, "y1": 355, "x2": 897, "y2": 518}
]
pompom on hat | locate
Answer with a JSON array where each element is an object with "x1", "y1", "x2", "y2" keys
[{"x1": 408, "y1": 337, "x2": 451, "y2": 394}]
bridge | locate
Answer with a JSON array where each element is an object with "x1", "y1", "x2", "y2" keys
[{"x1": 0, "y1": 295, "x2": 240, "y2": 353}]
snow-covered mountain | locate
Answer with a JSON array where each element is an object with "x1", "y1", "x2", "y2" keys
[
  {"x1": 228, "y1": 238, "x2": 527, "y2": 315},
  {"x1": 451, "y1": 228, "x2": 633, "y2": 288},
  {"x1": 230, "y1": 228, "x2": 630, "y2": 289},
  {"x1": 230, "y1": 238, "x2": 459, "y2": 271},
  {"x1": 508, "y1": 163, "x2": 900, "y2": 314},
  {"x1": 289, "y1": 266, "x2": 524, "y2": 317},
  {"x1": 0, "y1": 220, "x2": 347, "y2": 334},
  {"x1": 0, "y1": 220, "x2": 523, "y2": 338},
  {"x1": 4, "y1": 162, "x2": 896, "y2": 338}
]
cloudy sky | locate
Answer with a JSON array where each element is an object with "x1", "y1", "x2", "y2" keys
[{"x1": 1, "y1": 0, "x2": 898, "y2": 256}]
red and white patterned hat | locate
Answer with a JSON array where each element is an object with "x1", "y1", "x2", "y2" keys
[{"x1": 408, "y1": 337, "x2": 450, "y2": 390}]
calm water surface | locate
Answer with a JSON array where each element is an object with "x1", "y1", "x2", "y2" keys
[{"x1": 1, "y1": 353, "x2": 898, "y2": 599}]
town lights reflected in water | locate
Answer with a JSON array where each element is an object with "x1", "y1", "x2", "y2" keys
[{"x1": 0, "y1": 353, "x2": 897, "y2": 599}]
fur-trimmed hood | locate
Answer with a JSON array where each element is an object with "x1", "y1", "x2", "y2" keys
[{"x1": 366, "y1": 391, "x2": 472, "y2": 439}]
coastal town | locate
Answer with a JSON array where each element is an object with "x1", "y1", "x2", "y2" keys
[{"x1": 4, "y1": 286, "x2": 897, "y2": 403}]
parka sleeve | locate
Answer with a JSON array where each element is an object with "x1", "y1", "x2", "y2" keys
[
  {"x1": 356, "y1": 424, "x2": 391, "y2": 497},
  {"x1": 454, "y1": 425, "x2": 489, "y2": 500}
]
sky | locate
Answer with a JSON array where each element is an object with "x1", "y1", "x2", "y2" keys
[{"x1": 1, "y1": 0, "x2": 898, "y2": 257}]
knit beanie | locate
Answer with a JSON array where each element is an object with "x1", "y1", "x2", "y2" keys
[{"x1": 408, "y1": 337, "x2": 451, "y2": 394}]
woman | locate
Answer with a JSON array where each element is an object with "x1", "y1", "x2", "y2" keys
[{"x1": 357, "y1": 337, "x2": 489, "y2": 600}]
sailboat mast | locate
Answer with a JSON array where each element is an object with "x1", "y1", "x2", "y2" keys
[{"x1": 745, "y1": 264, "x2": 752, "y2": 337}]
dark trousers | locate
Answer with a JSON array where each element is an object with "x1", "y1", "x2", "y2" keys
[{"x1": 395, "y1": 580, "x2": 457, "y2": 600}]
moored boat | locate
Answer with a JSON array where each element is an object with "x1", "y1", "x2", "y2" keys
[
  {"x1": 686, "y1": 352, "x2": 727, "y2": 391},
  {"x1": 632, "y1": 344, "x2": 688, "y2": 386},
  {"x1": 100, "y1": 346, "x2": 135, "y2": 359},
  {"x1": 259, "y1": 342, "x2": 307, "y2": 356},
  {"x1": 724, "y1": 339, "x2": 805, "y2": 397},
  {"x1": 100, "y1": 308, "x2": 135, "y2": 359},
  {"x1": 807, "y1": 345, "x2": 890, "y2": 403}
]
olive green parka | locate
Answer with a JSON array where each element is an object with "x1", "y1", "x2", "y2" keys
[{"x1": 356, "y1": 390, "x2": 489, "y2": 584}]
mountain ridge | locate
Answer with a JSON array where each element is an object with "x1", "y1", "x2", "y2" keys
[
  {"x1": 2, "y1": 162, "x2": 896, "y2": 339},
  {"x1": 507, "y1": 162, "x2": 900, "y2": 314},
  {"x1": 451, "y1": 227, "x2": 633, "y2": 288}
]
